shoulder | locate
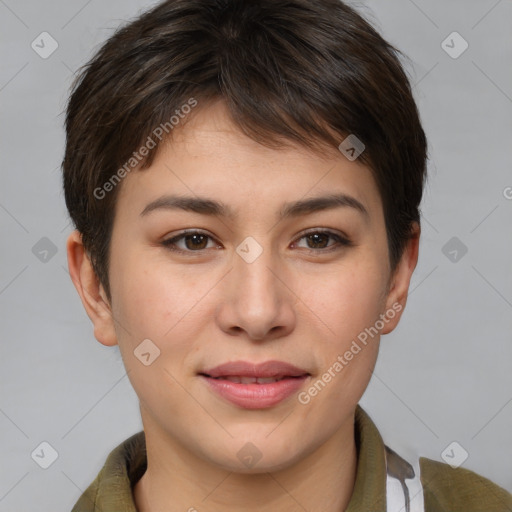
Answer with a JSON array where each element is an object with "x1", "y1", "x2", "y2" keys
[{"x1": 419, "y1": 456, "x2": 512, "y2": 511}]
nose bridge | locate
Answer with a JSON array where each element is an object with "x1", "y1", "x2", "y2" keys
[
  {"x1": 233, "y1": 238, "x2": 282, "y2": 310},
  {"x1": 217, "y1": 237, "x2": 295, "y2": 340}
]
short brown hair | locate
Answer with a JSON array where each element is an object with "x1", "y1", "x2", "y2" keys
[{"x1": 62, "y1": 0, "x2": 428, "y2": 302}]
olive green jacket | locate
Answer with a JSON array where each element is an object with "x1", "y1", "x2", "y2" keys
[{"x1": 71, "y1": 405, "x2": 512, "y2": 511}]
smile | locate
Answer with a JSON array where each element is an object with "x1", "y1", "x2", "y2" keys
[{"x1": 198, "y1": 360, "x2": 311, "y2": 409}]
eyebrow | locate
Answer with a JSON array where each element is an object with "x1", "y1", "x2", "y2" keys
[{"x1": 140, "y1": 193, "x2": 369, "y2": 222}]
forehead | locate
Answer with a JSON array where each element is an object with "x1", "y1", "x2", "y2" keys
[{"x1": 115, "y1": 100, "x2": 382, "y2": 223}]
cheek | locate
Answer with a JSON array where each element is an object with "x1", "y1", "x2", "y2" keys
[
  {"x1": 112, "y1": 250, "x2": 175, "y2": 329},
  {"x1": 302, "y1": 258, "x2": 386, "y2": 398},
  {"x1": 113, "y1": 261, "x2": 167, "y2": 334},
  {"x1": 111, "y1": 252, "x2": 214, "y2": 362},
  {"x1": 309, "y1": 260, "x2": 387, "y2": 343},
  {"x1": 110, "y1": 257, "x2": 200, "y2": 406}
]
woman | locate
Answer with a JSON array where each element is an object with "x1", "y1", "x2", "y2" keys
[{"x1": 62, "y1": 0, "x2": 512, "y2": 510}]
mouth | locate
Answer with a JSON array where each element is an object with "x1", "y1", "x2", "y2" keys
[
  {"x1": 201, "y1": 375, "x2": 305, "y2": 384},
  {"x1": 198, "y1": 360, "x2": 311, "y2": 409},
  {"x1": 200, "y1": 359, "x2": 310, "y2": 379}
]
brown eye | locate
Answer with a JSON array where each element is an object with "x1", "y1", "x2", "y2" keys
[
  {"x1": 305, "y1": 233, "x2": 330, "y2": 249},
  {"x1": 182, "y1": 233, "x2": 209, "y2": 250},
  {"x1": 293, "y1": 230, "x2": 352, "y2": 252},
  {"x1": 162, "y1": 230, "x2": 218, "y2": 253}
]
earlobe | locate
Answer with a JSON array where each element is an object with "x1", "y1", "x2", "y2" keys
[
  {"x1": 66, "y1": 230, "x2": 118, "y2": 347},
  {"x1": 381, "y1": 222, "x2": 421, "y2": 335}
]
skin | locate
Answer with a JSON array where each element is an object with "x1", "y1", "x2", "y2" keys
[{"x1": 67, "y1": 98, "x2": 419, "y2": 512}]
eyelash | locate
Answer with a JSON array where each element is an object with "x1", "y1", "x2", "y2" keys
[{"x1": 161, "y1": 229, "x2": 353, "y2": 255}]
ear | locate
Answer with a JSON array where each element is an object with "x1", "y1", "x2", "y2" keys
[
  {"x1": 380, "y1": 222, "x2": 420, "y2": 335},
  {"x1": 66, "y1": 230, "x2": 118, "y2": 346}
]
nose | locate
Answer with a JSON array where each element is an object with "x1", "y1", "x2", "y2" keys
[{"x1": 215, "y1": 244, "x2": 296, "y2": 342}]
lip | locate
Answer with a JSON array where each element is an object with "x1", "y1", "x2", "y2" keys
[
  {"x1": 201, "y1": 360, "x2": 309, "y2": 379},
  {"x1": 199, "y1": 360, "x2": 310, "y2": 410}
]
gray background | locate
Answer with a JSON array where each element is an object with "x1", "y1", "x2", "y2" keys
[{"x1": 1, "y1": 0, "x2": 511, "y2": 509}]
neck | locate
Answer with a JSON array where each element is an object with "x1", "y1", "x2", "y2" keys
[{"x1": 134, "y1": 414, "x2": 358, "y2": 512}]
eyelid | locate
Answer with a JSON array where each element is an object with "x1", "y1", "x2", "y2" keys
[
  {"x1": 296, "y1": 227, "x2": 352, "y2": 243},
  {"x1": 161, "y1": 229, "x2": 220, "y2": 251},
  {"x1": 161, "y1": 227, "x2": 353, "y2": 254},
  {"x1": 291, "y1": 229, "x2": 353, "y2": 252}
]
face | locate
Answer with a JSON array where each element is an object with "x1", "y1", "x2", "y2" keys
[{"x1": 70, "y1": 99, "x2": 417, "y2": 473}]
